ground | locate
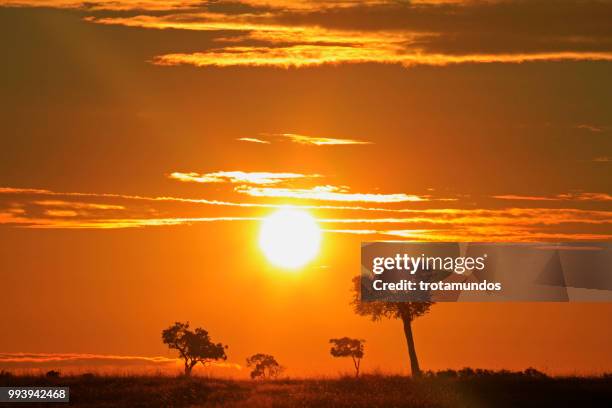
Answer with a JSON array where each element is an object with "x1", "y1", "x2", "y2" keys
[{"x1": 1, "y1": 372, "x2": 611, "y2": 407}]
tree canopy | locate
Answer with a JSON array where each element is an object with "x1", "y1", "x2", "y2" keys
[
  {"x1": 162, "y1": 321, "x2": 227, "y2": 376},
  {"x1": 351, "y1": 276, "x2": 433, "y2": 376},
  {"x1": 329, "y1": 337, "x2": 365, "y2": 377},
  {"x1": 246, "y1": 353, "x2": 283, "y2": 379}
]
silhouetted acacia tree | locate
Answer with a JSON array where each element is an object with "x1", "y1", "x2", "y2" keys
[
  {"x1": 329, "y1": 337, "x2": 365, "y2": 377},
  {"x1": 246, "y1": 354, "x2": 283, "y2": 379},
  {"x1": 351, "y1": 277, "x2": 433, "y2": 377},
  {"x1": 162, "y1": 321, "x2": 228, "y2": 376},
  {"x1": 45, "y1": 370, "x2": 61, "y2": 378}
]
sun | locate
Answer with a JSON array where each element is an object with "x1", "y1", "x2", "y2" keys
[{"x1": 259, "y1": 209, "x2": 322, "y2": 269}]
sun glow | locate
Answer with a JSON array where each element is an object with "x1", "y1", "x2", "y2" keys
[{"x1": 259, "y1": 209, "x2": 321, "y2": 269}]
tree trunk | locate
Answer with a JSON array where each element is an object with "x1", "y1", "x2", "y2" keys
[
  {"x1": 184, "y1": 360, "x2": 192, "y2": 376},
  {"x1": 401, "y1": 315, "x2": 421, "y2": 377}
]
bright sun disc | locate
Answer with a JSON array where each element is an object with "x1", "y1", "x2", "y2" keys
[{"x1": 259, "y1": 209, "x2": 321, "y2": 269}]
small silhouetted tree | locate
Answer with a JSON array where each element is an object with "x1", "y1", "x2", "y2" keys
[
  {"x1": 246, "y1": 354, "x2": 283, "y2": 379},
  {"x1": 351, "y1": 277, "x2": 433, "y2": 377},
  {"x1": 162, "y1": 321, "x2": 228, "y2": 376},
  {"x1": 329, "y1": 337, "x2": 365, "y2": 377},
  {"x1": 45, "y1": 370, "x2": 61, "y2": 378}
]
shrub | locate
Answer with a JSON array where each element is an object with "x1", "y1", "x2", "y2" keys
[
  {"x1": 524, "y1": 367, "x2": 548, "y2": 378},
  {"x1": 46, "y1": 370, "x2": 61, "y2": 378},
  {"x1": 436, "y1": 369, "x2": 458, "y2": 378}
]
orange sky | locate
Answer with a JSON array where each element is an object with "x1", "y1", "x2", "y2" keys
[{"x1": 0, "y1": 0, "x2": 611, "y2": 377}]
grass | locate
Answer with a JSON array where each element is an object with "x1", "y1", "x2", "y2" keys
[{"x1": 1, "y1": 370, "x2": 611, "y2": 407}]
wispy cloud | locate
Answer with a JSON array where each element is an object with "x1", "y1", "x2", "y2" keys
[
  {"x1": 236, "y1": 185, "x2": 429, "y2": 203},
  {"x1": 75, "y1": 0, "x2": 612, "y2": 69},
  {"x1": 236, "y1": 137, "x2": 271, "y2": 144},
  {"x1": 372, "y1": 228, "x2": 612, "y2": 242},
  {"x1": 34, "y1": 200, "x2": 125, "y2": 210},
  {"x1": 169, "y1": 171, "x2": 319, "y2": 185},
  {"x1": 0, "y1": 1, "x2": 208, "y2": 11},
  {"x1": 44, "y1": 209, "x2": 79, "y2": 217},
  {"x1": 1, "y1": 186, "x2": 610, "y2": 242},
  {"x1": 236, "y1": 133, "x2": 372, "y2": 145},
  {"x1": 576, "y1": 124, "x2": 604, "y2": 133},
  {"x1": 319, "y1": 208, "x2": 612, "y2": 227},
  {"x1": 235, "y1": 0, "x2": 392, "y2": 10},
  {"x1": 2, "y1": 185, "x2": 436, "y2": 212},
  {"x1": 493, "y1": 192, "x2": 612, "y2": 202},
  {"x1": 1, "y1": 0, "x2": 395, "y2": 12},
  {"x1": 9, "y1": 0, "x2": 612, "y2": 65},
  {"x1": 154, "y1": 48, "x2": 612, "y2": 68},
  {"x1": 0, "y1": 1, "x2": 409, "y2": 11},
  {"x1": 275, "y1": 133, "x2": 372, "y2": 146},
  {"x1": 7, "y1": 0, "x2": 612, "y2": 70},
  {"x1": 1, "y1": 186, "x2": 609, "y2": 217},
  {"x1": 592, "y1": 157, "x2": 611, "y2": 163},
  {"x1": 0, "y1": 187, "x2": 54, "y2": 194},
  {"x1": 0, "y1": 352, "x2": 177, "y2": 365},
  {"x1": 0, "y1": 352, "x2": 241, "y2": 372},
  {"x1": 0, "y1": 211, "x2": 258, "y2": 229},
  {"x1": 327, "y1": 224, "x2": 612, "y2": 242}
]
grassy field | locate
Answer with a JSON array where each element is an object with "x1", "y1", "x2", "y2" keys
[{"x1": 1, "y1": 371, "x2": 611, "y2": 407}]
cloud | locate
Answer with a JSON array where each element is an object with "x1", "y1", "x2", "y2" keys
[
  {"x1": 0, "y1": 186, "x2": 255, "y2": 207},
  {"x1": 275, "y1": 133, "x2": 372, "y2": 145},
  {"x1": 44, "y1": 209, "x2": 79, "y2": 217},
  {"x1": 10, "y1": 0, "x2": 612, "y2": 69},
  {"x1": 0, "y1": 0, "x2": 392, "y2": 12},
  {"x1": 576, "y1": 124, "x2": 605, "y2": 132},
  {"x1": 236, "y1": 133, "x2": 372, "y2": 145},
  {"x1": 3, "y1": 185, "x2": 610, "y2": 230},
  {"x1": 169, "y1": 170, "x2": 319, "y2": 185},
  {"x1": 236, "y1": 185, "x2": 429, "y2": 203},
  {"x1": 0, "y1": 352, "x2": 177, "y2": 366},
  {"x1": 0, "y1": 1, "x2": 209, "y2": 11},
  {"x1": 493, "y1": 192, "x2": 612, "y2": 202},
  {"x1": 0, "y1": 187, "x2": 53, "y2": 194},
  {"x1": 73, "y1": 1, "x2": 612, "y2": 68},
  {"x1": 86, "y1": 13, "x2": 288, "y2": 32},
  {"x1": 34, "y1": 200, "x2": 125, "y2": 210},
  {"x1": 236, "y1": 0, "x2": 393, "y2": 10},
  {"x1": 325, "y1": 228, "x2": 612, "y2": 241},
  {"x1": 320, "y1": 208, "x2": 612, "y2": 243},
  {"x1": 323, "y1": 206, "x2": 612, "y2": 241},
  {"x1": 236, "y1": 137, "x2": 271, "y2": 144},
  {"x1": 3, "y1": 185, "x2": 439, "y2": 212},
  {"x1": 0, "y1": 352, "x2": 241, "y2": 372},
  {"x1": 0, "y1": 211, "x2": 258, "y2": 229},
  {"x1": 1, "y1": 185, "x2": 611, "y2": 242},
  {"x1": 320, "y1": 208, "x2": 612, "y2": 226},
  {"x1": 153, "y1": 48, "x2": 612, "y2": 68},
  {"x1": 90, "y1": 12, "x2": 430, "y2": 69},
  {"x1": 25, "y1": 217, "x2": 257, "y2": 229},
  {"x1": 375, "y1": 228, "x2": 612, "y2": 242},
  {"x1": 1, "y1": 185, "x2": 609, "y2": 217},
  {"x1": 3, "y1": 208, "x2": 611, "y2": 230},
  {"x1": 87, "y1": 12, "x2": 408, "y2": 45}
]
